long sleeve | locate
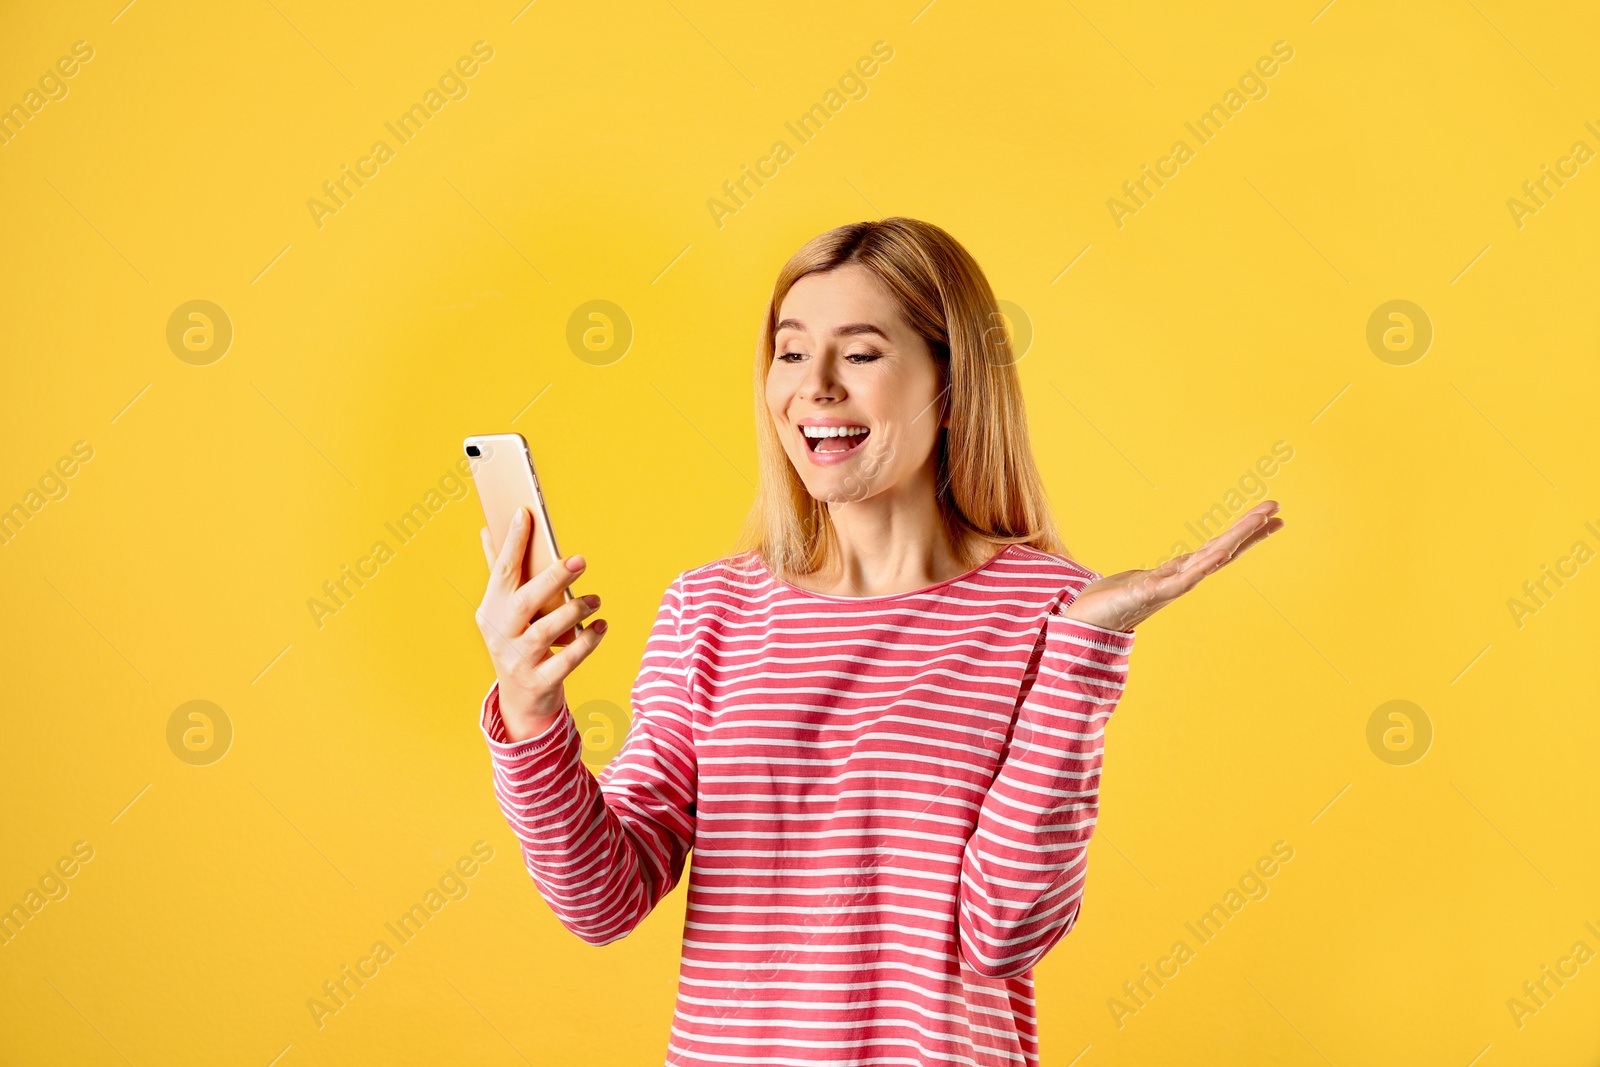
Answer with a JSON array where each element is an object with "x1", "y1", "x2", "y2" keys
[
  {"x1": 956, "y1": 587, "x2": 1136, "y2": 979},
  {"x1": 480, "y1": 576, "x2": 699, "y2": 946}
]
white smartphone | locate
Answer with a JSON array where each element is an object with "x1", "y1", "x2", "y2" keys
[{"x1": 464, "y1": 432, "x2": 581, "y2": 646}]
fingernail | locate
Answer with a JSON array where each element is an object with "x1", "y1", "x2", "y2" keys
[
  {"x1": 592, "y1": 619, "x2": 608, "y2": 634},
  {"x1": 583, "y1": 594, "x2": 601, "y2": 609},
  {"x1": 565, "y1": 555, "x2": 585, "y2": 571}
]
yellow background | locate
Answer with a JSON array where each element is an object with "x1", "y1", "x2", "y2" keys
[{"x1": 3, "y1": 0, "x2": 1597, "y2": 1064}]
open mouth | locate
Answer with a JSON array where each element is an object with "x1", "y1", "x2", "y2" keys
[{"x1": 802, "y1": 424, "x2": 870, "y2": 455}]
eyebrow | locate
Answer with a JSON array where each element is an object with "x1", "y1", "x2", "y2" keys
[{"x1": 774, "y1": 319, "x2": 891, "y2": 341}]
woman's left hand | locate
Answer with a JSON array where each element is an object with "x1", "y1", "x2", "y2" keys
[{"x1": 1059, "y1": 500, "x2": 1286, "y2": 633}]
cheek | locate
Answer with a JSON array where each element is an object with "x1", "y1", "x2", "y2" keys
[
  {"x1": 765, "y1": 367, "x2": 806, "y2": 424},
  {"x1": 886, "y1": 377, "x2": 944, "y2": 464},
  {"x1": 764, "y1": 374, "x2": 783, "y2": 419},
  {"x1": 764, "y1": 382, "x2": 788, "y2": 436},
  {"x1": 764, "y1": 376, "x2": 800, "y2": 457},
  {"x1": 884, "y1": 419, "x2": 940, "y2": 476}
]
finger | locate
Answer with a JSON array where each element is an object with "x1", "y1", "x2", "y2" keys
[
  {"x1": 525, "y1": 592, "x2": 601, "y2": 650},
  {"x1": 1148, "y1": 539, "x2": 1237, "y2": 599},
  {"x1": 480, "y1": 526, "x2": 495, "y2": 568},
  {"x1": 528, "y1": 617, "x2": 609, "y2": 688},
  {"x1": 1214, "y1": 514, "x2": 1284, "y2": 565},
  {"x1": 1187, "y1": 503, "x2": 1277, "y2": 569},
  {"x1": 1215, "y1": 503, "x2": 1275, "y2": 551},
  {"x1": 482, "y1": 598, "x2": 565, "y2": 694},
  {"x1": 1153, "y1": 552, "x2": 1193, "y2": 577},
  {"x1": 1228, "y1": 516, "x2": 1285, "y2": 560},
  {"x1": 475, "y1": 601, "x2": 523, "y2": 662},
  {"x1": 490, "y1": 507, "x2": 532, "y2": 592},
  {"x1": 511, "y1": 552, "x2": 588, "y2": 625},
  {"x1": 1157, "y1": 514, "x2": 1284, "y2": 597},
  {"x1": 1170, "y1": 537, "x2": 1233, "y2": 580}
]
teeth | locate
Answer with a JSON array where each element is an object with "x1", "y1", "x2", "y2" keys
[{"x1": 801, "y1": 425, "x2": 869, "y2": 438}]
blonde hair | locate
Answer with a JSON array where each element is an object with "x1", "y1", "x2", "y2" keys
[{"x1": 736, "y1": 217, "x2": 1067, "y2": 582}]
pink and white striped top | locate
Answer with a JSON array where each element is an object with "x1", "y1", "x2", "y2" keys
[{"x1": 480, "y1": 543, "x2": 1136, "y2": 1067}]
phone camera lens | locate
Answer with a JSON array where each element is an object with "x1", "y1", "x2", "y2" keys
[{"x1": 465, "y1": 445, "x2": 481, "y2": 457}]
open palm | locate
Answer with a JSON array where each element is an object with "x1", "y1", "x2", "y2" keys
[{"x1": 1061, "y1": 500, "x2": 1285, "y2": 633}]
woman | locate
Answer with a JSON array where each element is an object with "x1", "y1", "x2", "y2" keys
[{"x1": 473, "y1": 218, "x2": 1284, "y2": 1066}]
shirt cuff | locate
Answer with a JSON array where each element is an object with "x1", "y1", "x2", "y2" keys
[
  {"x1": 1048, "y1": 610, "x2": 1137, "y2": 658},
  {"x1": 480, "y1": 680, "x2": 576, "y2": 758}
]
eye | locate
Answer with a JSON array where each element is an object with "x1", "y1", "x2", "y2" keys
[{"x1": 773, "y1": 349, "x2": 880, "y2": 364}]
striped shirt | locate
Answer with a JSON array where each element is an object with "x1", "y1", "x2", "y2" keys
[{"x1": 480, "y1": 542, "x2": 1136, "y2": 1067}]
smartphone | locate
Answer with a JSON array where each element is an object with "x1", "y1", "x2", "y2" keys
[{"x1": 464, "y1": 432, "x2": 581, "y2": 646}]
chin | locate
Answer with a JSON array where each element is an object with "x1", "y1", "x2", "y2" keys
[
  {"x1": 782, "y1": 438, "x2": 903, "y2": 506},
  {"x1": 797, "y1": 472, "x2": 879, "y2": 508}
]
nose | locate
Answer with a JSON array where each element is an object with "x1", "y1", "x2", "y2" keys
[{"x1": 799, "y1": 351, "x2": 841, "y2": 405}]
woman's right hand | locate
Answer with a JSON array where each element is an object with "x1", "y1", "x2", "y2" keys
[{"x1": 476, "y1": 507, "x2": 608, "y2": 742}]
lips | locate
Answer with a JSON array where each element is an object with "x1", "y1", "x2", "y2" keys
[
  {"x1": 803, "y1": 426, "x2": 870, "y2": 453},
  {"x1": 795, "y1": 421, "x2": 871, "y2": 466}
]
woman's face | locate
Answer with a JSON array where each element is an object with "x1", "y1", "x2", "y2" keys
[{"x1": 765, "y1": 264, "x2": 946, "y2": 506}]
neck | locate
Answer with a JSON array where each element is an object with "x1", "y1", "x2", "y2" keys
[{"x1": 805, "y1": 459, "x2": 979, "y2": 597}]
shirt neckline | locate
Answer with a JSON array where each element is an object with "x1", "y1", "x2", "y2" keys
[{"x1": 754, "y1": 543, "x2": 1020, "y2": 604}]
